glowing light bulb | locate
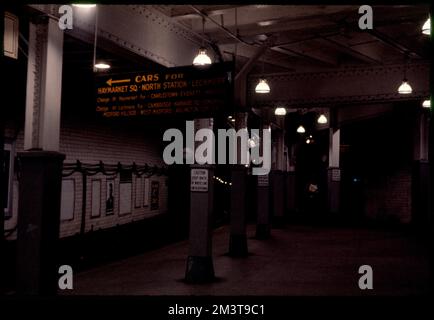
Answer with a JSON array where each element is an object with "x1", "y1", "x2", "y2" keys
[
  {"x1": 297, "y1": 125, "x2": 305, "y2": 133},
  {"x1": 193, "y1": 48, "x2": 212, "y2": 66},
  {"x1": 317, "y1": 114, "x2": 328, "y2": 124},
  {"x1": 397, "y1": 79, "x2": 412, "y2": 95},
  {"x1": 255, "y1": 79, "x2": 270, "y2": 93}
]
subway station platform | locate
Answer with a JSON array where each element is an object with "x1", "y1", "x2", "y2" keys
[
  {"x1": 2, "y1": 4, "x2": 433, "y2": 298},
  {"x1": 63, "y1": 224, "x2": 432, "y2": 296}
]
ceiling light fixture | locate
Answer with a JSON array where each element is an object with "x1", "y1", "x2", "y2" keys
[
  {"x1": 193, "y1": 17, "x2": 212, "y2": 66},
  {"x1": 398, "y1": 56, "x2": 411, "y2": 95},
  {"x1": 91, "y1": 6, "x2": 110, "y2": 71},
  {"x1": 94, "y1": 62, "x2": 111, "y2": 70},
  {"x1": 398, "y1": 80, "x2": 412, "y2": 95},
  {"x1": 274, "y1": 107, "x2": 286, "y2": 116},
  {"x1": 422, "y1": 17, "x2": 431, "y2": 35},
  {"x1": 255, "y1": 52, "x2": 270, "y2": 94},
  {"x1": 72, "y1": 4, "x2": 96, "y2": 8},
  {"x1": 297, "y1": 125, "x2": 305, "y2": 133},
  {"x1": 317, "y1": 114, "x2": 328, "y2": 124},
  {"x1": 257, "y1": 20, "x2": 274, "y2": 27},
  {"x1": 422, "y1": 99, "x2": 431, "y2": 108},
  {"x1": 193, "y1": 48, "x2": 212, "y2": 66},
  {"x1": 255, "y1": 79, "x2": 270, "y2": 93}
]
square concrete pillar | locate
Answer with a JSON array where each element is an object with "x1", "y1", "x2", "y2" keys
[
  {"x1": 16, "y1": 15, "x2": 64, "y2": 294},
  {"x1": 229, "y1": 166, "x2": 248, "y2": 256},
  {"x1": 185, "y1": 166, "x2": 215, "y2": 283},
  {"x1": 328, "y1": 127, "x2": 341, "y2": 214},
  {"x1": 256, "y1": 174, "x2": 270, "y2": 239},
  {"x1": 16, "y1": 151, "x2": 65, "y2": 294},
  {"x1": 285, "y1": 171, "x2": 296, "y2": 215},
  {"x1": 228, "y1": 112, "x2": 249, "y2": 257},
  {"x1": 185, "y1": 118, "x2": 216, "y2": 283},
  {"x1": 270, "y1": 170, "x2": 285, "y2": 227}
]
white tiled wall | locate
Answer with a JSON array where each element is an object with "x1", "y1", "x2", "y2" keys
[{"x1": 4, "y1": 119, "x2": 169, "y2": 240}]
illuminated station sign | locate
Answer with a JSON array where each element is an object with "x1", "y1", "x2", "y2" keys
[{"x1": 95, "y1": 63, "x2": 233, "y2": 118}]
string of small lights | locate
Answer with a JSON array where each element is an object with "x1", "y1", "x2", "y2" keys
[{"x1": 213, "y1": 175, "x2": 232, "y2": 186}]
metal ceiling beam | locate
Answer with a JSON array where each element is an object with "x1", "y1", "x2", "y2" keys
[
  {"x1": 205, "y1": 19, "x2": 338, "y2": 44},
  {"x1": 367, "y1": 29, "x2": 422, "y2": 59},
  {"x1": 64, "y1": 28, "x2": 155, "y2": 67},
  {"x1": 226, "y1": 51, "x2": 295, "y2": 72},
  {"x1": 31, "y1": 4, "x2": 204, "y2": 67},
  {"x1": 271, "y1": 46, "x2": 338, "y2": 67},
  {"x1": 233, "y1": 37, "x2": 280, "y2": 108},
  {"x1": 189, "y1": 5, "x2": 254, "y2": 46},
  {"x1": 221, "y1": 42, "x2": 296, "y2": 71},
  {"x1": 235, "y1": 38, "x2": 275, "y2": 83},
  {"x1": 171, "y1": 5, "x2": 247, "y2": 19},
  {"x1": 191, "y1": 5, "x2": 357, "y2": 32},
  {"x1": 249, "y1": 62, "x2": 430, "y2": 108},
  {"x1": 199, "y1": 12, "x2": 428, "y2": 49},
  {"x1": 317, "y1": 37, "x2": 383, "y2": 64}
]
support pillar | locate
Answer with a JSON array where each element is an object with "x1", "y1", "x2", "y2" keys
[
  {"x1": 16, "y1": 16, "x2": 64, "y2": 294},
  {"x1": 286, "y1": 144, "x2": 296, "y2": 215},
  {"x1": 412, "y1": 110, "x2": 430, "y2": 227},
  {"x1": 256, "y1": 123, "x2": 271, "y2": 239},
  {"x1": 229, "y1": 42, "x2": 271, "y2": 255},
  {"x1": 229, "y1": 112, "x2": 248, "y2": 257},
  {"x1": 0, "y1": 7, "x2": 6, "y2": 294},
  {"x1": 271, "y1": 117, "x2": 286, "y2": 227},
  {"x1": 256, "y1": 183, "x2": 270, "y2": 238},
  {"x1": 428, "y1": 4, "x2": 434, "y2": 290},
  {"x1": 0, "y1": 108, "x2": 4, "y2": 295},
  {"x1": 327, "y1": 126, "x2": 341, "y2": 214},
  {"x1": 185, "y1": 118, "x2": 215, "y2": 283},
  {"x1": 16, "y1": 152, "x2": 65, "y2": 294},
  {"x1": 270, "y1": 171, "x2": 285, "y2": 227}
]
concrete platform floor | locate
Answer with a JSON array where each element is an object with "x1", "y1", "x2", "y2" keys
[{"x1": 64, "y1": 224, "x2": 432, "y2": 296}]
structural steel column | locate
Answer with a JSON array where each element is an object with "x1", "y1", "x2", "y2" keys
[
  {"x1": 16, "y1": 16, "x2": 65, "y2": 294},
  {"x1": 256, "y1": 122, "x2": 271, "y2": 239},
  {"x1": 185, "y1": 118, "x2": 215, "y2": 283},
  {"x1": 286, "y1": 144, "x2": 296, "y2": 216},
  {"x1": 228, "y1": 42, "x2": 271, "y2": 255},
  {"x1": 271, "y1": 117, "x2": 285, "y2": 227},
  {"x1": 412, "y1": 109, "x2": 431, "y2": 227},
  {"x1": 429, "y1": 3, "x2": 434, "y2": 293},
  {"x1": 0, "y1": 7, "x2": 6, "y2": 294},
  {"x1": 327, "y1": 121, "x2": 341, "y2": 214},
  {"x1": 229, "y1": 112, "x2": 249, "y2": 257}
]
